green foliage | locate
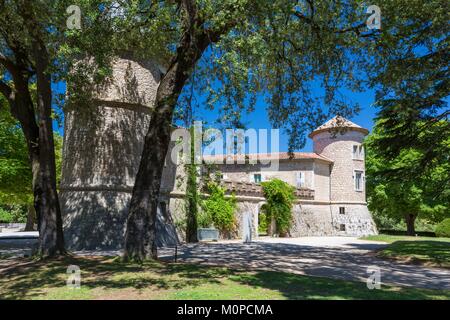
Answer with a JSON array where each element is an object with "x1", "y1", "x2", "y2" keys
[
  {"x1": 0, "y1": 97, "x2": 63, "y2": 206},
  {"x1": 201, "y1": 183, "x2": 237, "y2": 233},
  {"x1": 261, "y1": 179, "x2": 295, "y2": 236},
  {"x1": 0, "y1": 205, "x2": 26, "y2": 223},
  {"x1": 0, "y1": 97, "x2": 32, "y2": 205},
  {"x1": 435, "y1": 219, "x2": 450, "y2": 238},
  {"x1": 197, "y1": 210, "x2": 214, "y2": 229},
  {"x1": 258, "y1": 212, "x2": 268, "y2": 235},
  {"x1": 366, "y1": 0, "x2": 449, "y2": 177},
  {"x1": 366, "y1": 119, "x2": 450, "y2": 233}
]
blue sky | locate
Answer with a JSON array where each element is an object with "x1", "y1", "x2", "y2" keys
[{"x1": 53, "y1": 83, "x2": 378, "y2": 153}]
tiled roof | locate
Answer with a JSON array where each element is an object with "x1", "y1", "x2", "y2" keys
[
  {"x1": 308, "y1": 115, "x2": 369, "y2": 138},
  {"x1": 203, "y1": 152, "x2": 333, "y2": 163}
]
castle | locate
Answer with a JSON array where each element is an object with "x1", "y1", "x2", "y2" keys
[{"x1": 60, "y1": 57, "x2": 377, "y2": 250}]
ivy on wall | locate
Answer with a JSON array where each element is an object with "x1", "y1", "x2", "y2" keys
[
  {"x1": 200, "y1": 182, "x2": 237, "y2": 234},
  {"x1": 261, "y1": 179, "x2": 295, "y2": 236}
]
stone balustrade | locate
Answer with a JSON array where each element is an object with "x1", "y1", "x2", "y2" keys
[{"x1": 220, "y1": 180, "x2": 315, "y2": 200}]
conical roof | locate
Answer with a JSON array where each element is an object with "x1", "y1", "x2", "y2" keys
[{"x1": 308, "y1": 115, "x2": 369, "y2": 138}]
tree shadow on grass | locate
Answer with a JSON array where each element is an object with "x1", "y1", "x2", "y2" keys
[
  {"x1": 0, "y1": 256, "x2": 227, "y2": 299},
  {"x1": 1, "y1": 253, "x2": 449, "y2": 300},
  {"x1": 381, "y1": 241, "x2": 450, "y2": 266}
]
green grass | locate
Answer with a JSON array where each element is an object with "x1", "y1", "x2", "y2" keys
[
  {"x1": 361, "y1": 235, "x2": 450, "y2": 267},
  {"x1": 361, "y1": 234, "x2": 450, "y2": 243},
  {"x1": 0, "y1": 256, "x2": 449, "y2": 300}
]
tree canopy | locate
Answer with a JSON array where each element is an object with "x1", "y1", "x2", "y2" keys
[{"x1": 366, "y1": 118, "x2": 449, "y2": 235}]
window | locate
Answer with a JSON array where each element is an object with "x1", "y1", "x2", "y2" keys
[
  {"x1": 353, "y1": 145, "x2": 364, "y2": 160},
  {"x1": 354, "y1": 170, "x2": 363, "y2": 191},
  {"x1": 353, "y1": 145, "x2": 359, "y2": 159},
  {"x1": 339, "y1": 207, "x2": 345, "y2": 215},
  {"x1": 296, "y1": 172, "x2": 305, "y2": 188},
  {"x1": 339, "y1": 224, "x2": 346, "y2": 231},
  {"x1": 254, "y1": 174, "x2": 262, "y2": 183}
]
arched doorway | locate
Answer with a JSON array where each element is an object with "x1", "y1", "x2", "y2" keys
[{"x1": 256, "y1": 201, "x2": 268, "y2": 237}]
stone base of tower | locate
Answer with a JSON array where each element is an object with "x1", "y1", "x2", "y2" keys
[
  {"x1": 330, "y1": 204, "x2": 378, "y2": 236},
  {"x1": 290, "y1": 202, "x2": 377, "y2": 237},
  {"x1": 60, "y1": 190, "x2": 179, "y2": 251}
]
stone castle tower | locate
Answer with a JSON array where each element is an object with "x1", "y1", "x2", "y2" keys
[
  {"x1": 309, "y1": 116, "x2": 377, "y2": 235},
  {"x1": 60, "y1": 56, "x2": 178, "y2": 250}
]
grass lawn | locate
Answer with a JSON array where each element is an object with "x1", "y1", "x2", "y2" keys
[
  {"x1": 361, "y1": 235, "x2": 450, "y2": 268},
  {"x1": 0, "y1": 256, "x2": 449, "y2": 300}
]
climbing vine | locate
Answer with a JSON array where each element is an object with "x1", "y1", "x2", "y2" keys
[
  {"x1": 185, "y1": 126, "x2": 199, "y2": 242},
  {"x1": 201, "y1": 182, "x2": 237, "y2": 234},
  {"x1": 261, "y1": 179, "x2": 295, "y2": 236}
]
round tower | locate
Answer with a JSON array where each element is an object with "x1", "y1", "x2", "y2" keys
[
  {"x1": 310, "y1": 116, "x2": 368, "y2": 203},
  {"x1": 60, "y1": 56, "x2": 177, "y2": 250},
  {"x1": 309, "y1": 116, "x2": 377, "y2": 236}
]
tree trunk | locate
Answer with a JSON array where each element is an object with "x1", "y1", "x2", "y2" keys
[
  {"x1": 32, "y1": 40, "x2": 65, "y2": 256},
  {"x1": 405, "y1": 214, "x2": 417, "y2": 236},
  {"x1": 123, "y1": 0, "x2": 238, "y2": 261},
  {"x1": 25, "y1": 204, "x2": 36, "y2": 231},
  {"x1": 123, "y1": 26, "x2": 212, "y2": 261},
  {"x1": 123, "y1": 94, "x2": 174, "y2": 260}
]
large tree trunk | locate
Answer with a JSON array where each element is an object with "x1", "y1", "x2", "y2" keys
[
  {"x1": 11, "y1": 0, "x2": 66, "y2": 256},
  {"x1": 405, "y1": 214, "x2": 417, "y2": 236},
  {"x1": 24, "y1": 204, "x2": 36, "y2": 231},
  {"x1": 123, "y1": 0, "x2": 238, "y2": 261},
  {"x1": 32, "y1": 41, "x2": 65, "y2": 256},
  {"x1": 123, "y1": 11, "x2": 212, "y2": 260},
  {"x1": 123, "y1": 60, "x2": 196, "y2": 260},
  {"x1": 7, "y1": 75, "x2": 43, "y2": 232}
]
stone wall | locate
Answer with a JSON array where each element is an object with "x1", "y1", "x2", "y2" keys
[
  {"x1": 330, "y1": 204, "x2": 378, "y2": 236},
  {"x1": 213, "y1": 160, "x2": 316, "y2": 188},
  {"x1": 60, "y1": 57, "x2": 180, "y2": 250},
  {"x1": 290, "y1": 203, "x2": 335, "y2": 236},
  {"x1": 313, "y1": 161, "x2": 331, "y2": 201},
  {"x1": 60, "y1": 190, "x2": 179, "y2": 250}
]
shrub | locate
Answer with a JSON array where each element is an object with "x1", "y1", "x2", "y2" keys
[
  {"x1": 261, "y1": 179, "x2": 295, "y2": 236},
  {"x1": 435, "y1": 218, "x2": 450, "y2": 238},
  {"x1": 201, "y1": 183, "x2": 237, "y2": 233},
  {"x1": 0, "y1": 205, "x2": 26, "y2": 223},
  {"x1": 0, "y1": 207, "x2": 13, "y2": 223},
  {"x1": 258, "y1": 211, "x2": 268, "y2": 234},
  {"x1": 197, "y1": 210, "x2": 213, "y2": 228}
]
